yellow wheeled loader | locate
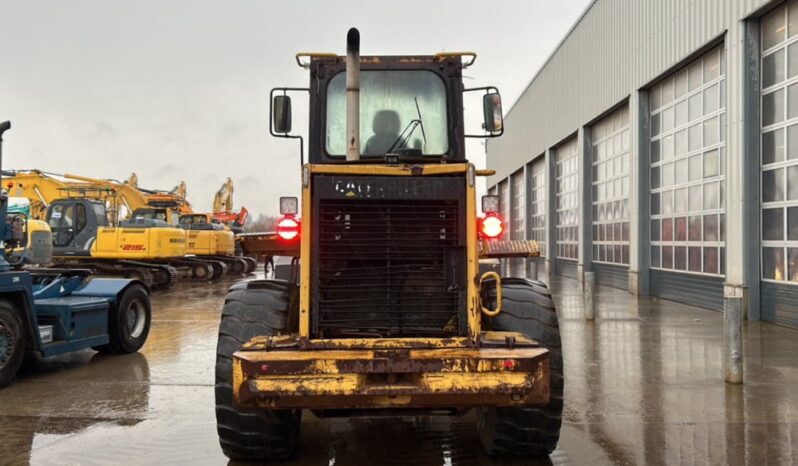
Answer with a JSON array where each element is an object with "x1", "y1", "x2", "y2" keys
[{"x1": 215, "y1": 29, "x2": 562, "y2": 460}]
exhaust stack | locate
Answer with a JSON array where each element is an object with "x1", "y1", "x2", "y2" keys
[
  {"x1": 346, "y1": 28, "x2": 360, "y2": 161},
  {"x1": 0, "y1": 121, "x2": 10, "y2": 191}
]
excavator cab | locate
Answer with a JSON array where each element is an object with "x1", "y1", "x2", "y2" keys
[
  {"x1": 46, "y1": 199, "x2": 105, "y2": 254},
  {"x1": 178, "y1": 213, "x2": 222, "y2": 230},
  {"x1": 131, "y1": 207, "x2": 173, "y2": 225}
]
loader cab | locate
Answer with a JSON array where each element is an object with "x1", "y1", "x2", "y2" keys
[
  {"x1": 272, "y1": 53, "x2": 503, "y2": 165},
  {"x1": 45, "y1": 199, "x2": 107, "y2": 254}
]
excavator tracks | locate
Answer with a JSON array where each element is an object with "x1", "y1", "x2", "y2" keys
[
  {"x1": 240, "y1": 256, "x2": 258, "y2": 274},
  {"x1": 50, "y1": 256, "x2": 253, "y2": 290},
  {"x1": 51, "y1": 259, "x2": 179, "y2": 289},
  {"x1": 120, "y1": 261, "x2": 179, "y2": 288},
  {"x1": 174, "y1": 258, "x2": 226, "y2": 281},
  {"x1": 206, "y1": 256, "x2": 254, "y2": 275}
]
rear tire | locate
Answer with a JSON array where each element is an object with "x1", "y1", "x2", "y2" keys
[
  {"x1": 215, "y1": 280, "x2": 301, "y2": 460},
  {"x1": 107, "y1": 284, "x2": 151, "y2": 354},
  {"x1": 0, "y1": 300, "x2": 26, "y2": 389},
  {"x1": 477, "y1": 277, "x2": 563, "y2": 456}
]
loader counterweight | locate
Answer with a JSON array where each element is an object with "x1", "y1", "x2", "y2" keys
[{"x1": 231, "y1": 333, "x2": 550, "y2": 410}]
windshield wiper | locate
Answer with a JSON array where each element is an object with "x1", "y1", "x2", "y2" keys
[
  {"x1": 386, "y1": 97, "x2": 427, "y2": 154},
  {"x1": 414, "y1": 96, "x2": 427, "y2": 148},
  {"x1": 387, "y1": 119, "x2": 420, "y2": 154}
]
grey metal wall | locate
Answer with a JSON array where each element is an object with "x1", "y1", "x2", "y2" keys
[
  {"x1": 487, "y1": 0, "x2": 770, "y2": 186},
  {"x1": 650, "y1": 270, "x2": 725, "y2": 311},
  {"x1": 557, "y1": 259, "x2": 579, "y2": 279},
  {"x1": 761, "y1": 283, "x2": 798, "y2": 328},
  {"x1": 593, "y1": 263, "x2": 629, "y2": 290}
]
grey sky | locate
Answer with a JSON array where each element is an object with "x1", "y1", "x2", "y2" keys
[{"x1": 0, "y1": 0, "x2": 591, "y2": 217}]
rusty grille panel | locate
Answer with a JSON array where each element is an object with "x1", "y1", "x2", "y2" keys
[{"x1": 315, "y1": 199, "x2": 462, "y2": 338}]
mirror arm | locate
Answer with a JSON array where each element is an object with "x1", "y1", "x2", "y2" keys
[{"x1": 270, "y1": 87, "x2": 310, "y2": 169}]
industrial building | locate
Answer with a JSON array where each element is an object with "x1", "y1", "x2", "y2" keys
[{"x1": 487, "y1": 0, "x2": 798, "y2": 328}]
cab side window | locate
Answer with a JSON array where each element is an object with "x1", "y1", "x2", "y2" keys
[
  {"x1": 48, "y1": 205, "x2": 63, "y2": 228},
  {"x1": 62, "y1": 205, "x2": 75, "y2": 228},
  {"x1": 75, "y1": 204, "x2": 87, "y2": 232}
]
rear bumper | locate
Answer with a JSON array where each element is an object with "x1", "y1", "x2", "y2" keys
[{"x1": 232, "y1": 335, "x2": 550, "y2": 410}]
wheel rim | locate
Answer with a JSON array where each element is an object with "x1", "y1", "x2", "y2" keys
[
  {"x1": 125, "y1": 299, "x2": 147, "y2": 339},
  {"x1": 0, "y1": 320, "x2": 15, "y2": 368}
]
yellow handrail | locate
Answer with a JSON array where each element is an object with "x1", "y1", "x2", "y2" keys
[{"x1": 479, "y1": 271, "x2": 502, "y2": 317}]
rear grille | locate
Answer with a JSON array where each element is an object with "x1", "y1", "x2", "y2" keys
[{"x1": 315, "y1": 199, "x2": 463, "y2": 338}]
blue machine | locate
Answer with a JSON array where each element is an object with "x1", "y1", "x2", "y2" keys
[{"x1": 0, "y1": 121, "x2": 152, "y2": 388}]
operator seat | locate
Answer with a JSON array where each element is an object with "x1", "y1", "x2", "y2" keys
[{"x1": 363, "y1": 110, "x2": 400, "y2": 156}]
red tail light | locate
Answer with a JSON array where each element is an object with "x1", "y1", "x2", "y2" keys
[
  {"x1": 480, "y1": 213, "x2": 503, "y2": 239},
  {"x1": 276, "y1": 215, "x2": 300, "y2": 241}
]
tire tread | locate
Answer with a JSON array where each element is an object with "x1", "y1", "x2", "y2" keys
[
  {"x1": 478, "y1": 278, "x2": 563, "y2": 456},
  {"x1": 215, "y1": 280, "x2": 300, "y2": 460}
]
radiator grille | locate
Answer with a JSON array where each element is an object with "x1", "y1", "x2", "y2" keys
[{"x1": 315, "y1": 199, "x2": 462, "y2": 338}]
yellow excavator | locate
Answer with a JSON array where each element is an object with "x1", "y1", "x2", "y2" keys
[
  {"x1": 118, "y1": 173, "x2": 191, "y2": 224},
  {"x1": 6, "y1": 170, "x2": 255, "y2": 279},
  {"x1": 129, "y1": 176, "x2": 256, "y2": 275},
  {"x1": 121, "y1": 174, "x2": 258, "y2": 274},
  {"x1": 167, "y1": 177, "x2": 256, "y2": 274},
  {"x1": 7, "y1": 196, "x2": 52, "y2": 266},
  {"x1": 6, "y1": 170, "x2": 257, "y2": 280},
  {"x1": 3, "y1": 170, "x2": 213, "y2": 286},
  {"x1": 211, "y1": 177, "x2": 249, "y2": 232},
  {"x1": 204, "y1": 177, "x2": 285, "y2": 271},
  {"x1": 56, "y1": 172, "x2": 254, "y2": 276}
]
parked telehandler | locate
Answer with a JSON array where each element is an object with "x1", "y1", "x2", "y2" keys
[{"x1": 215, "y1": 29, "x2": 562, "y2": 460}]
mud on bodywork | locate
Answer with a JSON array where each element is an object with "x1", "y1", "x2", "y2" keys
[{"x1": 232, "y1": 332, "x2": 550, "y2": 411}]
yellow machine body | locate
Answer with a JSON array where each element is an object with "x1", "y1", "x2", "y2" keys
[
  {"x1": 7, "y1": 218, "x2": 53, "y2": 265},
  {"x1": 232, "y1": 163, "x2": 550, "y2": 411},
  {"x1": 91, "y1": 226, "x2": 186, "y2": 260},
  {"x1": 185, "y1": 229, "x2": 235, "y2": 256},
  {"x1": 179, "y1": 213, "x2": 236, "y2": 256}
]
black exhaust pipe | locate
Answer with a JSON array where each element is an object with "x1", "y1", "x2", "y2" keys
[
  {"x1": 346, "y1": 28, "x2": 360, "y2": 161},
  {"x1": 0, "y1": 121, "x2": 10, "y2": 189}
]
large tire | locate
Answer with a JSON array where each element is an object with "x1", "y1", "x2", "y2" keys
[
  {"x1": 106, "y1": 284, "x2": 151, "y2": 354},
  {"x1": 477, "y1": 277, "x2": 563, "y2": 456},
  {"x1": 215, "y1": 280, "x2": 301, "y2": 461},
  {"x1": 0, "y1": 300, "x2": 26, "y2": 389}
]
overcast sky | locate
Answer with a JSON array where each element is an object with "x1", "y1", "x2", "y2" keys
[{"x1": 0, "y1": 0, "x2": 591, "y2": 217}]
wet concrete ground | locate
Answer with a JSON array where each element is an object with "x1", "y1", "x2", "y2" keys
[{"x1": 1, "y1": 271, "x2": 797, "y2": 465}]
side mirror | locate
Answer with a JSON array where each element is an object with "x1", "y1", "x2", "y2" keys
[
  {"x1": 482, "y1": 93, "x2": 503, "y2": 134},
  {"x1": 273, "y1": 95, "x2": 292, "y2": 134}
]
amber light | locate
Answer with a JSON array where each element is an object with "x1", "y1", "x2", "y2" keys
[
  {"x1": 480, "y1": 213, "x2": 503, "y2": 239},
  {"x1": 276, "y1": 216, "x2": 300, "y2": 241}
]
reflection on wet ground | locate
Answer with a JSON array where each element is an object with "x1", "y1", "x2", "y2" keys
[{"x1": 1, "y1": 272, "x2": 797, "y2": 465}]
